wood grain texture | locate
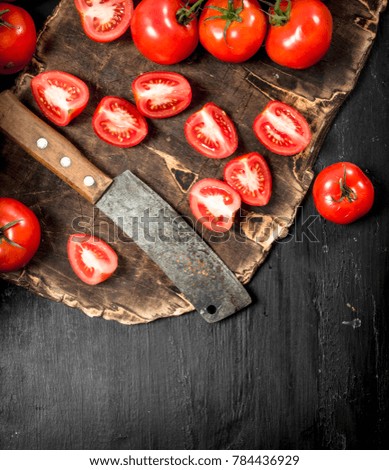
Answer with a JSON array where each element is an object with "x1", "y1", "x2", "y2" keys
[
  {"x1": 0, "y1": 0, "x2": 387, "y2": 326},
  {"x1": 0, "y1": 1, "x2": 388, "y2": 451}
]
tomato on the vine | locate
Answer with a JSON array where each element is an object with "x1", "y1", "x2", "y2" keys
[
  {"x1": 92, "y1": 96, "x2": 148, "y2": 148},
  {"x1": 199, "y1": 0, "x2": 267, "y2": 63},
  {"x1": 189, "y1": 178, "x2": 241, "y2": 232},
  {"x1": 312, "y1": 162, "x2": 374, "y2": 224},
  {"x1": 224, "y1": 153, "x2": 272, "y2": 206},
  {"x1": 0, "y1": 198, "x2": 41, "y2": 273},
  {"x1": 132, "y1": 71, "x2": 192, "y2": 119},
  {"x1": 74, "y1": 0, "x2": 133, "y2": 43},
  {"x1": 31, "y1": 70, "x2": 90, "y2": 127},
  {"x1": 130, "y1": 0, "x2": 199, "y2": 65},
  {"x1": 185, "y1": 102, "x2": 238, "y2": 159},
  {"x1": 67, "y1": 234, "x2": 118, "y2": 285},
  {"x1": 0, "y1": 3, "x2": 36, "y2": 75},
  {"x1": 265, "y1": 0, "x2": 333, "y2": 69},
  {"x1": 253, "y1": 100, "x2": 311, "y2": 156}
]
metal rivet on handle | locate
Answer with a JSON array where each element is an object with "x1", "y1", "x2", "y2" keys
[
  {"x1": 60, "y1": 156, "x2": 72, "y2": 168},
  {"x1": 83, "y1": 176, "x2": 95, "y2": 187},
  {"x1": 36, "y1": 137, "x2": 48, "y2": 149}
]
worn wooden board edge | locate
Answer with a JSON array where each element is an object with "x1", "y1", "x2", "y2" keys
[{"x1": 1, "y1": 0, "x2": 387, "y2": 326}]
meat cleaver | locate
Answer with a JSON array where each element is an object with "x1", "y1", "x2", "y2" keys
[{"x1": 0, "y1": 90, "x2": 251, "y2": 323}]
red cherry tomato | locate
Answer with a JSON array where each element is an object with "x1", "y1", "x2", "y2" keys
[
  {"x1": 0, "y1": 198, "x2": 41, "y2": 273},
  {"x1": 253, "y1": 100, "x2": 311, "y2": 156},
  {"x1": 130, "y1": 0, "x2": 199, "y2": 65},
  {"x1": 224, "y1": 152, "x2": 272, "y2": 206},
  {"x1": 0, "y1": 3, "x2": 36, "y2": 75},
  {"x1": 92, "y1": 96, "x2": 148, "y2": 148},
  {"x1": 132, "y1": 71, "x2": 192, "y2": 119},
  {"x1": 74, "y1": 0, "x2": 133, "y2": 43},
  {"x1": 189, "y1": 178, "x2": 241, "y2": 232},
  {"x1": 67, "y1": 233, "x2": 118, "y2": 285},
  {"x1": 199, "y1": 0, "x2": 267, "y2": 63},
  {"x1": 31, "y1": 70, "x2": 90, "y2": 127},
  {"x1": 265, "y1": 0, "x2": 333, "y2": 69},
  {"x1": 185, "y1": 102, "x2": 238, "y2": 159},
  {"x1": 312, "y1": 162, "x2": 374, "y2": 224}
]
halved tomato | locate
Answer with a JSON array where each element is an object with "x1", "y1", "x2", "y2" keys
[
  {"x1": 31, "y1": 70, "x2": 89, "y2": 126},
  {"x1": 132, "y1": 71, "x2": 192, "y2": 119},
  {"x1": 92, "y1": 96, "x2": 148, "y2": 147},
  {"x1": 189, "y1": 178, "x2": 241, "y2": 232},
  {"x1": 67, "y1": 233, "x2": 118, "y2": 285},
  {"x1": 74, "y1": 0, "x2": 133, "y2": 43},
  {"x1": 224, "y1": 152, "x2": 272, "y2": 206},
  {"x1": 253, "y1": 100, "x2": 311, "y2": 156},
  {"x1": 184, "y1": 102, "x2": 238, "y2": 159}
]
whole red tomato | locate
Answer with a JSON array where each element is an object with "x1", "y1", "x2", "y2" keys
[
  {"x1": 130, "y1": 0, "x2": 199, "y2": 65},
  {"x1": 0, "y1": 2, "x2": 36, "y2": 74},
  {"x1": 265, "y1": 0, "x2": 333, "y2": 69},
  {"x1": 199, "y1": 0, "x2": 267, "y2": 63},
  {"x1": 0, "y1": 198, "x2": 41, "y2": 272},
  {"x1": 312, "y1": 162, "x2": 374, "y2": 224}
]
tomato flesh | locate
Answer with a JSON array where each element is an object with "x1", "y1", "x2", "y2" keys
[
  {"x1": 67, "y1": 234, "x2": 118, "y2": 285},
  {"x1": 130, "y1": 0, "x2": 199, "y2": 65},
  {"x1": 0, "y1": 198, "x2": 41, "y2": 272},
  {"x1": 31, "y1": 70, "x2": 89, "y2": 126},
  {"x1": 253, "y1": 100, "x2": 311, "y2": 156},
  {"x1": 132, "y1": 71, "x2": 192, "y2": 119},
  {"x1": 265, "y1": 0, "x2": 333, "y2": 69},
  {"x1": 224, "y1": 153, "x2": 272, "y2": 206},
  {"x1": 312, "y1": 162, "x2": 374, "y2": 224},
  {"x1": 74, "y1": 0, "x2": 133, "y2": 43},
  {"x1": 199, "y1": 0, "x2": 267, "y2": 63},
  {"x1": 92, "y1": 96, "x2": 148, "y2": 147},
  {"x1": 185, "y1": 102, "x2": 238, "y2": 159},
  {"x1": 189, "y1": 178, "x2": 241, "y2": 232}
]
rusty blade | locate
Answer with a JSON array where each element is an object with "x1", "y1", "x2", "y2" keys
[{"x1": 96, "y1": 170, "x2": 251, "y2": 323}]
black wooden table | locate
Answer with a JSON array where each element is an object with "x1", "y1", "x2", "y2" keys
[{"x1": 0, "y1": 1, "x2": 388, "y2": 450}]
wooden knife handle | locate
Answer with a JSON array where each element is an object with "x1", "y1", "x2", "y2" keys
[{"x1": 0, "y1": 90, "x2": 112, "y2": 204}]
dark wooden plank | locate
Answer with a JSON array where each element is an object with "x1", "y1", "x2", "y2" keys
[{"x1": 1, "y1": 0, "x2": 387, "y2": 325}]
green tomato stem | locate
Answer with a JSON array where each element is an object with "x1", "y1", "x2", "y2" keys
[
  {"x1": 0, "y1": 9, "x2": 15, "y2": 29},
  {"x1": 0, "y1": 219, "x2": 24, "y2": 249}
]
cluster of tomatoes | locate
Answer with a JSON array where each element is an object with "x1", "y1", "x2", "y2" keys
[
  {"x1": 72, "y1": 0, "x2": 333, "y2": 69},
  {"x1": 28, "y1": 65, "x2": 313, "y2": 235}
]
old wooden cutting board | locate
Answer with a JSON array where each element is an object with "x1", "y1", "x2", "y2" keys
[{"x1": 0, "y1": 0, "x2": 387, "y2": 325}]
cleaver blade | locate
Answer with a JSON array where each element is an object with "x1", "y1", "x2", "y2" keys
[
  {"x1": 96, "y1": 170, "x2": 251, "y2": 322},
  {"x1": 0, "y1": 90, "x2": 251, "y2": 323}
]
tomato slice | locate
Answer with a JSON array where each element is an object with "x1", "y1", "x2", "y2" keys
[
  {"x1": 67, "y1": 233, "x2": 118, "y2": 285},
  {"x1": 92, "y1": 96, "x2": 148, "y2": 147},
  {"x1": 253, "y1": 100, "x2": 311, "y2": 156},
  {"x1": 74, "y1": 0, "x2": 133, "y2": 43},
  {"x1": 224, "y1": 153, "x2": 272, "y2": 206},
  {"x1": 184, "y1": 102, "x2": 238, "y2": 159},
  {"x1": 31, "y1": 70, "x2": 89, "y2": 127},
  {"x1": 132, "y1": 71, "x2": 192, "y2": 119},
  {"x1": 189, "y1": 178, "x2": 241, "y2": 232}
]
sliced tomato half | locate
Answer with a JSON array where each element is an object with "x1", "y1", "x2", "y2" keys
[
  {"x1": 92, "y1": 96, "x2": 148, "y2": 147},
  {"x1": 74, "y1": 0, "x2": 133, "y2": 43},
  {"x1": 253, "y1": 100, "x2": 311, "y2": 156},
  {"x1": 189, "y1": 178, "x2": 241, "y2": 232},
  {"x1": 224, "y1": 152, "x2": 272, "y2": 206},
  {"x1": 31, "y1": 70, "x2": 89, "y2": 126},
  {"x1": 67, "y1": 233, "x2": 118, "y2": 285},
  {"x1": 184, "y1": 102, "x2": 238, "y2": 159},
  {"x1": 132, "y1": 71, "x2": 192, "y2": 119}
]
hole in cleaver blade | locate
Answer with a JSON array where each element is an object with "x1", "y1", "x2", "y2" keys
[{"x1": 95, "y1": 170, "x2": 251, "y2": 323}]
